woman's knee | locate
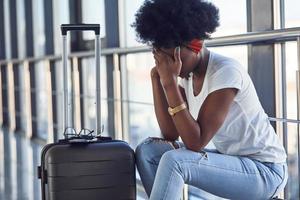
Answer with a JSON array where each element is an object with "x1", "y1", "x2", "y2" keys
[
  {"x1": 159, "y1": 149, "x2": 181, "y2": 170},
  {"x1": 135, "y1": 137, "x2": 162, "y2": 160},
  {"x1": 135, "y1": 137, "x2": 155, "y2": 158},
  {"x1": 158, "y1": 148, "x2": 202, "y2": 175},
  {"x1": 135, "y1": 137, "x2": 176, "y2": 162}
]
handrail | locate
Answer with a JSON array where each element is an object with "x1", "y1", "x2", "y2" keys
[
  {"x1": 1, "y1": 27, "x2": 300, "y2": 66},
  {"x1": 269, "y1": 117, "x2": 300, "y2": 124},
  {"x1": 206, "y1": 27, "x2": 300, "y2": 47}
]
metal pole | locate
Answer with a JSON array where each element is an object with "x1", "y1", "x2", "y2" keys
[
  {"x1": 95, "y1": 34, "x2": 101, "y2": 134},
  {"x1": 0, "y1": 65, "x2": 2, "y2": 126},
  {"x1": 282, "y1": 43, "x2": 289, "y2": 200},
  {"x1": 7, "y1": 63, "x2": 16, "y2": 131},
  {"x1": 297, "y1": 36, "x2": 300, "y2": 200},
  {"x1": 62, "y1": 35, "x2": 68, "y2": 131},
  {"x1": 72, "y1": 57, "x2": 81, "y2": 132},
  {"x1": 277, "y1": 2, "x2": 289, "y2": 198},
  {"x1": 113, "y1": 53, "x2": 122, "y2": 140}
]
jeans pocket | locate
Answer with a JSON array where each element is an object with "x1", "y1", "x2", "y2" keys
[{"x1": 271, "y1": 164, "x2": 288, "y2": 198}]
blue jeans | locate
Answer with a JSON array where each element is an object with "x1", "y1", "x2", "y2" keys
[{"x1": 135, "y1": 137, "x2": 288, "y2": 200}]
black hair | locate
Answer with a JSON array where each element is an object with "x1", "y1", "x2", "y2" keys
[{"x1": 132, "y1": 0, "x2": 219, "y2": 48}]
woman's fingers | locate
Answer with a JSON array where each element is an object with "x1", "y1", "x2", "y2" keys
[
  {"x1": 157, "y1": 49, "x2": 172, "y2": 64},
  {"x1": 174, "y1": 46, "x2": 181, "y2": 63},
  {"x1": 155, "y1": 48, "x2": 167, "y2": 58},
  {"x1": 153, "y1": 49, "x2": 160, "y2": 62},
  {"x1": 154, "y1": 53, "x2": 166, "y2": 66},
  {"x1": 153, "y1": 54, "x2": 160, "y2": 63},
  {"x1": 153, "y1": 47, "x2": 174, "y2": 66}
]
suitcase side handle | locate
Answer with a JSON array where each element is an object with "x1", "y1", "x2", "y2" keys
[{"x1": 61, "y1": 24, "x2": 100, "y2": 35}]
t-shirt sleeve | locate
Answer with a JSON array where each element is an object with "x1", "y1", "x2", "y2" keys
[{"x1": 207, "y1": 66, "x2": 243, "y2": 95}]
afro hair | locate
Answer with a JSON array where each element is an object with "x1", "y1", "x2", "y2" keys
[{"x1": 132, "y1": 0, "x2": 220, "y2": 48}]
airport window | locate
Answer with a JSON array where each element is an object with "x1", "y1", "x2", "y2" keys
[
  {"x1": 80, "y1": 56, "x2": 109, "y2": 137},
  {"x1": 81, "y1": 0, "x2": 106, "y2": 39},
  {"x1": 4, "y1": 0, "x2": 12, "y2": 59},
  {"x1": 53, "y1": 0, "x2": 70, "y2": 54},
  {"x1": 208, "y1": 45, "x2": 248, "y2": 70},
  {"x1": 284, "y1": 41, "x2": 299, "y2": 199},
  {"x1": 122, "y1": 0, "x2": 145, "y2": 47},
  {"x1": 31, "y1": 0, "x2": 48, "y2": 139},
  {"x1": 32, "y1": 0, "x2": 45, "y2": 57},
  {"x1": 16, "y1": 0, "x2": 26, "y2": 59},
  {"x1": 210, "y1": 0, "x2": 247, "y2": 37},
  {"x1": 285, "y1": 0, "x2": 300, "y2": 28},
  {"x1": 125, "y1": 52, "x2": 160, "y2": 147}
]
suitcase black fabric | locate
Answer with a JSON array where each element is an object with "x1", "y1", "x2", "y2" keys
[{"x1": 38, "y1": 24, "x2": 136, "y2": 200}]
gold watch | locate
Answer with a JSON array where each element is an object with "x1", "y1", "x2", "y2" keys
[{"x1": 168, "y1": 102, "x2": 187, "y2": 116}]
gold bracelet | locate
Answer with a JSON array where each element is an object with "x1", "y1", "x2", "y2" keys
[{"x1": 168, "y1": 102, "x2": 187, "y2": 116}]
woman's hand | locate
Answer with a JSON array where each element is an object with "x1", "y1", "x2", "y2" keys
[{"x1": 153, "y1": 47, "x2": 182, "y2": 87}]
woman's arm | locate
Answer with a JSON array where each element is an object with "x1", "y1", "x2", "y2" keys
[
  {"x1": 151, "y1": 67, "x2": 186, "y2": 141},
  {"x1": 163, "y1": 80, "x2": 237, "y2": 151}
]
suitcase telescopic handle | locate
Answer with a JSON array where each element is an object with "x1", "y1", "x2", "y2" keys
[
  {"x1": 61, "y1": 24, "x2": 100, "y2": 35},
  {"x1": 61, "y1": 24, "x2": 102, "y2": 137}
]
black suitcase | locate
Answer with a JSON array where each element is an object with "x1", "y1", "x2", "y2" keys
[{"x1": 38, "y1": 24, "x2": 136, "y2": 200}]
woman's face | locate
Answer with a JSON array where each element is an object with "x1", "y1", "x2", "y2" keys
[{"x1": 156, "y1": 46, "x2": 200, "y2": 78}]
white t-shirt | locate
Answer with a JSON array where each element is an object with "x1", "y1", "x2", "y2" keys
[{"x1": 179, "y1": 52, "x2": 287, "y2": 163}]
